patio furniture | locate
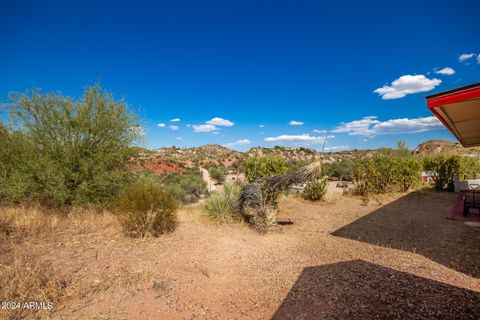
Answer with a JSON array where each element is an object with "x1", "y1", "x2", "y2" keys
[{"x1": 463, "y1": 184, "x2": 480, "y2": 217}]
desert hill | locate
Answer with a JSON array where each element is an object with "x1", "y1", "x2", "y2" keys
[
  {"x1": 136, "y1": 140, "x2": 480, "y2": 174},
  {"x1": 413, "y1": 140, "x2": 480, "y2": 158},
  {"x1": 156, "y1": 144, "x2": 243, "y2": 167}
]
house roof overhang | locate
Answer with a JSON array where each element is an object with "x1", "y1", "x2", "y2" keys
[{"x1": 426, "y1": 83, "x2": 480, "y2": 147}]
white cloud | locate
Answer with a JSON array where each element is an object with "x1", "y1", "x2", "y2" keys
[
  {"x1": 323, "y1": 145, "x2": 350, "y2": 151},
  {"x1": 477, "y1": 54, "x2": 480, "y2": 64},
  {"x1": 175, "y1": 137, "x2": 183, "y2": 140},
  {"x1": 169, "y1": 125, "x2": 179, "y2": 130},
  {"x1": 372, "y1": 117, "x2": 443, "y2": 135},
  {"x1": 192, "y1": 124, "x2": 219, "y2": 133},
  {"x1": 333, "y1": 116, "x2": 380, "y2": 135},
  {"x1": 313, "y1": 129, "x2": 327, "y2": 133},
  {"x1": 186, "y1": 124, "x2": 191, "y2": 127},
  {"x1": 374, "y1": 75, "x2": 441, "y2": 99},
  {"x1": 206, "y1": 117, "x2": 234, "y2": 126},
  {"x1": 435, "y1": 67, "x2": 455, "y2": 75},
  {"x1": 333, "y1": 116, "x2": 443, "y2": 136},
  {"x1": 224, "y1": 139, "x2": 251, "y2": 147},
  {"x1": 259, "y1": 124, "x2": 265, "y2": 128},
  {"x1": 289, "y1": 120, "x2": 304, "y2": 126},
  {"x1": 264, "y1": 134, "x2": 331, "y2": 144},
  {"x1": 170, "y1": 118, "x2": 181, "y2": 122},
  {"x1": 459, "y1": 53, "x2": 475, "y2": 62},
  {"x1": 157, "y1": 123, "x2": 166, "y2": 127}
]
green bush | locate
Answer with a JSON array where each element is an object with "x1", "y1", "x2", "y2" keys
[
  {"x1": 207, "y1": 166, "x2": 226, "y2": 184},
  {"x1": 423, "y1": 154, "x2": 480, "y2": 191},
  {"x1": 243, "y1": 156, "x2": 288, "y2": 207},
  {"x1": 244, "y1": 156, "x2": 288, "y2": 183},
  {"x1": 396, "y1": 157, "x2": 422, "y2": 191},
  {"x1": 298, "y1": 147, "x2": 316, "y2": 155},
  {"x1": 0, "y1": 85, "x2": 140, "y2": 206},
  {"x1": 161, "y1": 168, "x2": 207, "y2": 204},
  {"x1": 204, "y1": 183, "x2": 242, "y2": 220},
  {"x1": 323, "y1": 160, "x2": 354, "y2": 181},
  {"x1": 303, "y1": 177, "x2": 328, "y2": 201},
  {"x1": 352, "y1": 155, "x2": 421, "y2": 195},
  {"x1": 115, "y1": 176, "x2": 178, "y2": 237}
]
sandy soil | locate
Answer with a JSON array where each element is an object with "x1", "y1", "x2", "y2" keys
[
  {"x1": 200, "y1": 167, "x2": 219, "y2": 192},
  {"x1": 3, "y1": 190, "x2": 480, "y2": 319}
]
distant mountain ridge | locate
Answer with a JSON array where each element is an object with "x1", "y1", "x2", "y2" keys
[{"x1": 146, "y1": 140, "x2": 480, "y2": 170}]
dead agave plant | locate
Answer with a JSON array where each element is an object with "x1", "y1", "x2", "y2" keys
[{"x1": 237, "y1": 161, "x2": 322, "y2": 232}]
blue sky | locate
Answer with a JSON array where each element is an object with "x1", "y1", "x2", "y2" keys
[{"x1": 1, "y1": 0, "x2": 479, "y2": 151}]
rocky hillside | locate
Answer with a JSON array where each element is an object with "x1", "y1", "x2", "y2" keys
[
  {"x1": 128, "y1": 156, "x2": 185, "y2": 175},
  {"x1": 133, "y1": 140, "x2": 480, "y2": 176},
  {"x1": 245, "y1": 146, "x2": 375, "y2": 164},
  {"x1": 156, "y1": 144, "x2": 243, "y2": 167},
  {"x1": 147, "y1": 144, "x2": 377, "y2": 171},
  {"x1": 413, "y1": 140, "x2": 480, "y2": 158}
]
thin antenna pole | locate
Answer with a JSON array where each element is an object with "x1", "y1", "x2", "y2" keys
[{"x1": 321, "y1": 129, "x2": 330, "y2": 152}]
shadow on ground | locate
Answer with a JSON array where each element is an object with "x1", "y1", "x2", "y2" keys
[
  {"x1": 272, "y1": 260, "x2": 480, "y2": 320},
  {"x1": 332, "y1": 191, "x2": 480, "y2": 277}
]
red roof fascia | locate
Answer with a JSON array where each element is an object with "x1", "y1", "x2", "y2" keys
[{"x1": 427, "y1": 87, "x2": 480, "y2": 109}]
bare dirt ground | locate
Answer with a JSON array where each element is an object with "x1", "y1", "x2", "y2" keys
[
  {"x1": 200, "y1": 167, "x2": 219, "y2": 192},
  {"x1": 2, "y1": 190, "x2": 480, "y2": 319}
]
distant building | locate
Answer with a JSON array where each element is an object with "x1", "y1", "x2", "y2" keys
[
  {"x1": 290, "y1": 183, "x2": 306, "y2": 194},
  {"x1": 421, "y1": 171, "x2": 437, "y2": 184}
]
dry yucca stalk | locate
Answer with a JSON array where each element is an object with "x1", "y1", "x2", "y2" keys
[
  {"x1": 237, "y1": 161, "x2": 322, "y2": 231},
  {"x1": 259, "y1": 161, "x2": 322, "y2": 192}
]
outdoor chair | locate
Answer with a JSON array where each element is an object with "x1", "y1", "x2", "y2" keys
[{"x1": 463, "y1": 184, "x2": 480, "y2": 217}]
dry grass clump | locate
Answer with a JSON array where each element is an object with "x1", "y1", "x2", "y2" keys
[
  {"x1": 0, "y1": 251, "x2": 69, "y2": 320},
  {"x1": 115, "y1": 177, "x2": 179, "y2": 237},
  {"x1": 0, "y1": 205, "x2": 122, "y2": 319},
  {"x1": 0, "y1": 206, "x2": 69, "y2": 319},
  {"x1": 0, "y1": 205, "x2": 61, "y2": 237},
  {"x1": 0, "y1": 205, "x2": 117, "y2": 241},
  {"x1": 66, "y1": 206, "x2": 118, "y2": 234}
]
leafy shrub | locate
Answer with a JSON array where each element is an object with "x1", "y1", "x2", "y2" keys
[
  {"x1": 207, "y1": 166, "x2": 226, "y2": 184},
  {"x1": 396, "y1": 157, "x2": 422, "y2": 191},
  {"x1": 423, "y1": 154, "x2": 480, "y2": 191},
  {"x1": 323, "y1": 160, "x2": 354, "y2": 181},
  {"x1": 303, "y1": 177, "x2": 328, "y2": 201},
  {"x1": 160, "y1": 168, "x2": 207, "y2": 204},
  {"x1": 352, "y1": 155, "x2": 421, "y2": 195},
  {"x1": 244, "y1": 156, "x2": 288, "y2": 183},
  {"x1": 353, "y1": 155, "x2": 395, "y2": 195},
  {"x1": 115, "y1": 176, "x2": 178, "y2": 237},
  {"x1": 243, "y1": 156, "x2": 288, "y2": 207},
  {"x1": 298, "y1": 147, "x2": 316, "y2": 155},
  {"x1": 0, "y1": 85, "x2": 140, "y2": 206},
  {"x1": 204, "y1": 183, "x2": 242, "y2": 220}
]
